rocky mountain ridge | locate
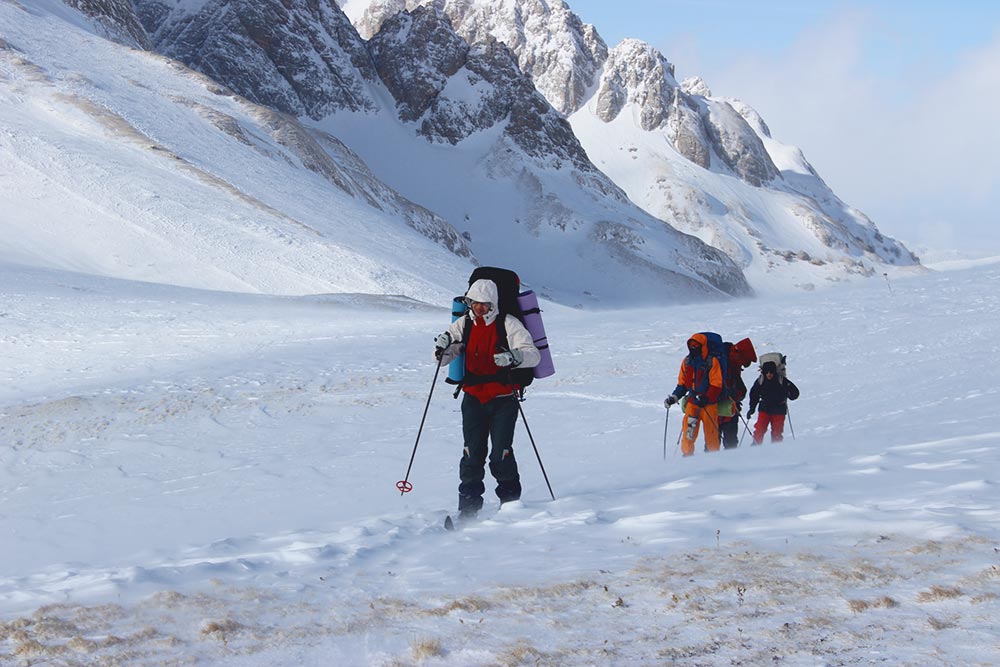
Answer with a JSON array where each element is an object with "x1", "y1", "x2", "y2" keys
[
  {"x1": 133, "y1": 0, "x2": 751, "y2": 303},
  {"x1": 137, "y1": 0, "x2": 380, "y2": 119},
  {"x1": 347, "y1": 0, "x2": 917, "y2": 287}
]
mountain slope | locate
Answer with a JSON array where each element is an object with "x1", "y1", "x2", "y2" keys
[
  {"x1": 138, "y1": 0, "x2": 751, "y2": 305},
  {"x1": 137, "y1": 0, "x2": 380, "y2": 119},
  {"x1": 573, "y1": 54, "x2": 920, "y2": 291},
  {"x1": 0, "y1": 1, "x2": 473, "y2": 303}
]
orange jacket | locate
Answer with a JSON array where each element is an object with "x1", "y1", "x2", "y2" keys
[{"x1": 675, "y1": 333, "x2": 724, "y2": 403}]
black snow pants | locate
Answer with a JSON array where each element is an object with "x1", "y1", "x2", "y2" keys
[
  {"x1": 458, "y1": 393, "x2": 521, "y2": 513},
  {"x1": 721, "y1": 418, "x2": 740, "y2": 449}
]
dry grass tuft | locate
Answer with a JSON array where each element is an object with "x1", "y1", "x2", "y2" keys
[
  {"x1": 847, "y1": 599, "x2": 869, "y2": 613},
  {"x1": 429, "y1": 596, "x2": 491, "y2": 615},
  {"x1": 847, "y1": 596, "x2": 898, "y2": 613},
  {"x1": 200, "y1": 618, "x2": 246, "y2": 645},
  {"x1": 927, "y1": 615, "x2": 958, "y2": 630},
  {"x1": 496, "y1": 640, "x2": 544, "y2": 667},
  {"x1": 410, "y1": 636, "x2": 444, "y2": 661},
  {"x1": 916, "y1": 585, "x2": 963, "y2": 603}
]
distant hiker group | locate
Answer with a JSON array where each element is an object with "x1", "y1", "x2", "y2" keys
[
  {"x1": 400, "y1": 266, "x2": 800, "y2": 523},
  {"x1": 665, "y1": 334, "x2": 799, "y2": 455}
]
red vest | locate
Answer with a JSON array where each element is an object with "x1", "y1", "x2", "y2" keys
[{"x1": 464, "y1": 318, "x2": 516, "y2": 403}]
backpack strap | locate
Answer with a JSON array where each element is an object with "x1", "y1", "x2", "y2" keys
[{"x1": 451, "y1": 316, "x2": 473, "y2": 398}]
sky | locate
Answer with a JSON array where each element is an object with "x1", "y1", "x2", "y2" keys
[{"x1": 567, "y1": 0, "x2": 1000, "y2": 257}]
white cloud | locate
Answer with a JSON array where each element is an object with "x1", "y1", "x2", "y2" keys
[{"x1": 666, "y1": 12, "x2": 1000, "y2": 254}]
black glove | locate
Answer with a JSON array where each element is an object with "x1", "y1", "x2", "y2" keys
[
  {"x1": 747, "y1": 407, "x2": 756, "y2": 417},
  {"x1": 692, "y1": 394, "x2": 708, "y2": 407},
  {"x1": 664, "y1": 395, "x2": 678, "y2": 408}
]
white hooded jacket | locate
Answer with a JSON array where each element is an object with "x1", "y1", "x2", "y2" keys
[{"x1": 436, "y1": 279, "x2": 541, "y2": 369}]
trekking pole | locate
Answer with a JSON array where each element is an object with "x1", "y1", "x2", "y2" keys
[
  {"x1": 738, "y1": 410, "x2": 752, "y2": 446},
  {"x1": 883, "y1": 272, "x2": 892, "y2": 294},
  {"x1": 703, "y1": 406, "x2": 723, "y2": 450},
  {"x1": 517, "y1": 401, "x2": 555, "y2": 500},
  {"x1": 787, "y1": 408, "x2": 796, "y2": 440},
  {"x1": 663, "y1": 406, "x2": 671, "y2": 460},
  {"x1": 397, "y1": 354, "x2": 444, "y2": 495}
]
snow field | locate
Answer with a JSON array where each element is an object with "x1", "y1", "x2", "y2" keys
[{"x1": 1, "y1": 262, "x2": 999, "y2": 664}]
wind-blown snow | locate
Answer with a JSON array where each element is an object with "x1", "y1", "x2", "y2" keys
[{"x1": 2, "y1": 260, "x2": 998, "y2": 665}]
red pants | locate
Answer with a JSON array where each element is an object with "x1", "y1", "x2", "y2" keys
[{"x1": 753, "y1": 411, "x2": 785, "y2": 444}]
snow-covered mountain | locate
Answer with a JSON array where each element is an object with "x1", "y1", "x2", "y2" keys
[
  {"x1": 134, "y1": 0, "x2": 750, "y2": 305},
  {"x1": 1, "y1": 0, "x2": 477, "y2": 304},
  {"x1": 574, "y1": 48, "x2": 919, "y2": 291},
  {"x1": 350, "y1": 0, "x2": 608, "y2": 117},
  {"x1": 63, "y1": 0, "x2": 150, "y2": 49},
  {"x1": 2, "y1": 0, "x2": 917, "y2": 305},
  {"x1": 348, "y1": 0, "x2": 920, "y2": 292}
]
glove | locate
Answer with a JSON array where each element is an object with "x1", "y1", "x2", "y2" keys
[
  {"x1": 747, "y1": 407, "x2": 755, "y2": 417},
  {"x1": 434, "y1": 332, "x2": 451, "y2": 359},
  {"x1": 664, "y1": 395, "x2": 678, "y2": 408},
  {"x1": 692, "y1": 394, "x2": 708, "y2": 407},
  {"x1": 434, "y1": 332, "x2": 451, "y2": 349},
  {"x1": 493, "y1": 349, "x2": 523, "y2": 367}
]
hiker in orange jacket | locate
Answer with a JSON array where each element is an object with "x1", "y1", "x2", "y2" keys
[{"x1": 664, "y1": 334, "x2": 724, "y2": 456}]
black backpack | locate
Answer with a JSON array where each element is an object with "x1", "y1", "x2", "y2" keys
[{"x1": 455, "y1": 266, "x2": 535, "y2": 393}]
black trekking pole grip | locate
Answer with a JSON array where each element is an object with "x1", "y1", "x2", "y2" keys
[
  {"x1": 516, "y1": 401, "x2": 555, "y2": 501},
  {"x1": 398, "y1": 354, "x2": 444, "y2": 495}
]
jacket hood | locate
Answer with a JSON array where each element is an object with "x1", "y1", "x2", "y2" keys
[
  {"x1": 466, "y1": 279, "x2": 499, "y2": 325},
  {"x1": 733, "y1": 338, "x2": 757, "y2": 367},
  {"x1": 687, "y1": 333, "x2": 709, "y2": 360}
]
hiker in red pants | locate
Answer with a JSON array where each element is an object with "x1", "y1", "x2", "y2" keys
[{"x1": 748, "y1": 360, "x2": 799, "y2": 444}]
